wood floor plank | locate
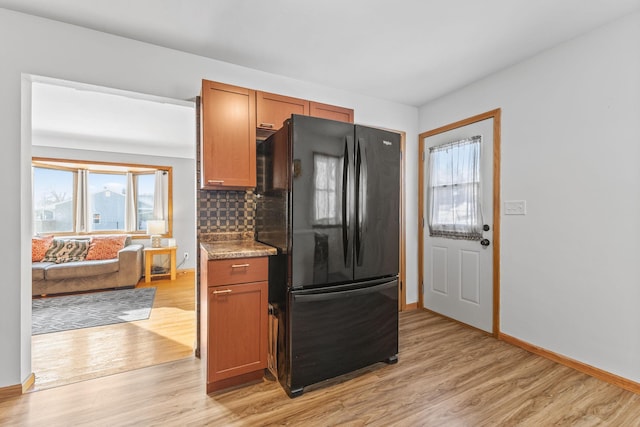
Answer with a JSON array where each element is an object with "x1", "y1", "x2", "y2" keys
[
  {"x1": 3, "y1": 309, "x2": 640, "y2": 426},
  {"x1": 30, "y1": 271, "x2": 196, "y2": 390}
]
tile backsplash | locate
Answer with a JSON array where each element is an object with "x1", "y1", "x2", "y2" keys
[{"x1": 197, "y1": 190, "x2": 256, "y2": 233}]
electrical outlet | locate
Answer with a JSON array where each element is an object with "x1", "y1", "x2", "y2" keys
[{"x1": 183, "y1": 252, "x2": 189, "y2": 260}]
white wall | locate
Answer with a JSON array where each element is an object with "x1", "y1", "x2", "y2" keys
[
  {"x1": 419, "y1": 12, "x2": 640, "y2": 382},
  {"x1": 0, "y1": 8, "x2": 419, "y2": 388}
]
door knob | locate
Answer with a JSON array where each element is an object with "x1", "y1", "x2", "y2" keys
[{"x1": 480, "y1": 239, "x2": 490, "y2": 247}]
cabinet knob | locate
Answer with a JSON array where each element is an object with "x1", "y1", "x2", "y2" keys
[
  {"x1": 231, "y1": 263, "x2": 250, "y2": 268},
  {"x1": 259, "y1": 123, "x2": 274, "y2": 129},
  {"x1": 213, "y1": 289, "x2": 232, "y2": 295},
  {"x1": 207, "y1": 180, "x2": 224, "y2": 184}
]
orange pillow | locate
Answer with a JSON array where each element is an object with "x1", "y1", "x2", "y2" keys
[
  {"x1": 32, "y1": 235, "x2": 54, "y2": 262},
  {"x1": 85, "y1": 236, "x2": 127, "y2": 260}
]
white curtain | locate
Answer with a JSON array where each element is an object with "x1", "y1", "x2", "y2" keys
[
  {"x1": 75, "y1": 169, "x2": 89, "y2": 232},
  {"x1": 125, "y1": 172, "x2": 137, "y2": 231},
  {"x1": 427, "y1": 136, "x2": 483, "y2": 240},
  {"x1": 153, "y1": 170, "x2": 168, "y2": 230}
]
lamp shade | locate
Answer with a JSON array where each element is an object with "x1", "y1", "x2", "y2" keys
[
  {"x1": 147, "y1": 220, "x2": 166, "y2": 248},
  {"x1": 146, "y1": 220, "x2": 166, "y2": 235}
]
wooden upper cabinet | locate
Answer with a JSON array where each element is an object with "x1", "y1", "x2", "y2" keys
[
  {"x1": 199, "y1": 79, "x2": 354, "y2": 190},
  {"x1": 309, "y1": 101, "x2": 354, "y2": 123},
  {"x1": 200, "y1": 80, "x2": 257, "y2": 189},
  {"x1": 256, "y1": 91, "x2": 309, "y2": 132}
]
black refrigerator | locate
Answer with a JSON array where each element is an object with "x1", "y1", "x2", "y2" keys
[{"x1": 256, "y1": 114, "x2": 399, "y2": 397}]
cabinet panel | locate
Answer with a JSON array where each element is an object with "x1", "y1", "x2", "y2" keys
[
  {"x1": 309, "y1": 101, "x2": 354, "y2": 123},
  {"x1": 256, "y1": 91, "x2": 309, "y2": 132},
  {"x1": 201, "y1": 80, "x2": 257, "y2": 189},
  {"x1": 208, "y1": 281, "x2": 268, "y2": 383}
]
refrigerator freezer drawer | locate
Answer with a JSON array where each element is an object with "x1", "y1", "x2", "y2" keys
[{"x1": 285, "y1": 278, "x2": 398, "y2": 396}]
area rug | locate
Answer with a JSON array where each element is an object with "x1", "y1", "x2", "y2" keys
[{"x1": 32, "y1": 287, "x2": 156, "y2": 335}]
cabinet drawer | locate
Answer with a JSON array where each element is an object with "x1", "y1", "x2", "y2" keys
[{"x1": 207, "y1": 257, "x2": 268, "y2": 286}]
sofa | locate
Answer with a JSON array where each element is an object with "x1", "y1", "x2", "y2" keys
[{"x1": 32, "y1": 235, "x2": 144, "y2": 296}]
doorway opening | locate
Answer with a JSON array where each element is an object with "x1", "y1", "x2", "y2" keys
[{"x1": 25, "y1": 75, "x2": 198, "y2": 391}]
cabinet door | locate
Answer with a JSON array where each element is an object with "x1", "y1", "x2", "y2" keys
[
  {"x1": 208, "y1": 281, "x2": 268, "y2": 383},
  {"x1": 309, "y1": 101, "x2": 354, "y2": 123},
  {"x1": 201, "y1": 80, "x2": 256, "y2": 189},
  {"x1": 256, "y1": 91, "x2": 309, "y2": 132}
]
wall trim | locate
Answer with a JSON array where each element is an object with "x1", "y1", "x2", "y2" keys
[
  {"x1": 399, "y1": 131, "x2": 407, "y2": 312},
  {"x1": 0, "y1": 383, "x2": 22, "y2": 401},
  {"x1": 22, "y1": 373, "x2": 35, "y2": 393},
  {"x1": 500, "y1": 333, "x2": 640, "y2": 394},
  {"x1": 0, "y1": 372, "x2": 34, "y2": 400},
  {"x1": 404, "y1": 302, "x2": 418, "y2": 311}
]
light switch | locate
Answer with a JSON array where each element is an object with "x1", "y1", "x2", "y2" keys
[{"x1": 504, "y1": 200, "x2": 526, "y2": 215}]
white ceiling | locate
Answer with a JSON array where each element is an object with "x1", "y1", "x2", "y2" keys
[
  {"x1": 31, "y1": 79, "x2": 196, "y2": 159},
  {"x1": 3, "y1": 0, "x2": 640, "y2": 106}
]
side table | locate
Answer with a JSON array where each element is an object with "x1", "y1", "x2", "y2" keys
[{"x1": 144, "y1": 246, "x2": 177, "y2": 283}]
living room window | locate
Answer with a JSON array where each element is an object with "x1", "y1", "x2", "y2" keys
[
  {"x1": 32, "y1": 158, "x2": 172, "y2": 237},
  {"x1": 88, "y1": 171, "x2": 127, "y2": 231}
]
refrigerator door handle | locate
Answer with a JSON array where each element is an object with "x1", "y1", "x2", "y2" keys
[
  {"x1": 342, "y1": 139, "x2": 350, "y2": 265},
  {"x1": 361, "y1": 141, "x2": 368, "y2": 241},
  {"x1": 355, "y1": 139, "x2": 364, "y2": 264}
]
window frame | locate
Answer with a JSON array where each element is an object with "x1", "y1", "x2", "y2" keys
[
  {"x1": 86, "y1": 169, "x2": 128, "y2": 232},
  {"x1": 32, "y1": 157, "x2": 173, "y2": 239}
]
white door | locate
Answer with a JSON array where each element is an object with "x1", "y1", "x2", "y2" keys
[{"x1": 423, "y1": 118, "x2": 493, "y2": 332}]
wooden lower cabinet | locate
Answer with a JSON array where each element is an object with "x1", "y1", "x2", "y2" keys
[
  {"x1": 207, "y1": 281, "x2": 268, "y2": 391},
  {"x1": 200, "y1": 253, "x2": 269, "y2": 393}
]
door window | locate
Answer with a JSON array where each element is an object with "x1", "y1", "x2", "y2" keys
[{"x1": 427, "y1": 136, "x2": 482, "y2": 240}]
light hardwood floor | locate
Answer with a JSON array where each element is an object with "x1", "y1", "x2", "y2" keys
[
  {"x1": 4, "y1": 308, "x2": 640, "y2": 425},
  {"x1": 30, "y1": 271, "x2": 196, "y2": 390}
]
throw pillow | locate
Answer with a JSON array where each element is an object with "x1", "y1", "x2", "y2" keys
[
  {"x1": 32, "y1": 235, "x2": 54, "y2": 262},
  {"x1": 42, "y1": 239, "x2": 90, "y2": 263},
  {"x1": 85, "y1": 235, "x2": 127, "y2": 260}
]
